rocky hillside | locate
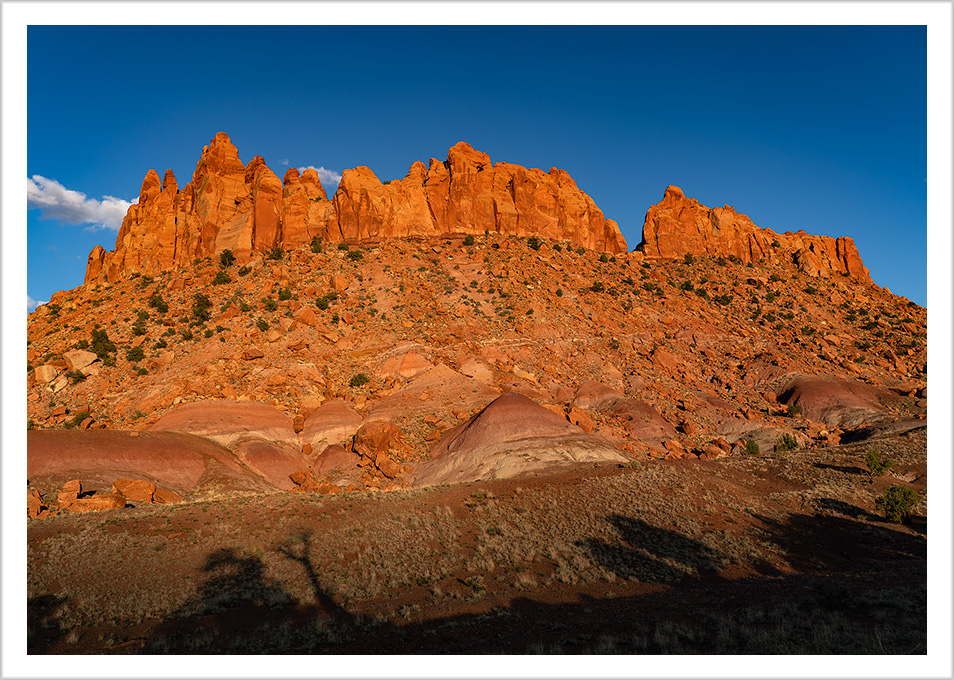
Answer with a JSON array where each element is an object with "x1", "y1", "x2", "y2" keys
[
  {"x1": 27, "y1": 136, "x2": 926, "y2": 502},
  {"x1": 85, "y1": 134, "x2": 627, "y2": 284}
]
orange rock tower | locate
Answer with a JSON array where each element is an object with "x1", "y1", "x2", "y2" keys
[{"x1": 85, "y1": 133, "x2": 628, "y2": 283}]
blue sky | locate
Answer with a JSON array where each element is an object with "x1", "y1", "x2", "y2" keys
[{"x1": 26, "y1": 24, "x2": 928, "y2": 307}]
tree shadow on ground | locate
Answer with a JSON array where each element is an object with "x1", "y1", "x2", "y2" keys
[
  {"x1": 751, "y1": 508, "x2": 926, "y2": 573},
  {"x1": 27, "y1": 593, "x2": 71, "y2": 653},
  {"x1": 577, "y1": 514, "x2": 727, "y2": 583},
  {"x1": 812, "y1": 462, "x2": 866, "y2": 476}
]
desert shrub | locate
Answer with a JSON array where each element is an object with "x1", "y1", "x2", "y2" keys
[
  {"x1": 591, "y1": 282, "x2": 605, "y2": 293},
  {"x1": 192, "y1": 293, "x2": 212, "y2": 321},
  {"x1": 310, "y1": 236, "x2": 323, "y2": 253},
  {"x1": 126, "y1": 346, "x2": 145, "y2": 362},
  {"x1": 347, "y1": 250, "x2": 364, "y2": 261},
  {"x1": 219, "y1": 249, "x2": 236, "y2": 267},
  {"x1": 240, "y1": 302, "x2": 252, "y2": 312},
  {"x1": 180, "y1": 329, "x2": 194, "y2": 341},
  {"x1": 463, "y1": 235, "x2": 475, "y2": 246},
  {"x1": 576, "y1": 247, "x2": 586, "y2": 255},
  {"x1": 148, "y1": 292, "x2": 169, "y2": 314},
  {"x1": 553, "y1": 243, "x2": 562, "y2": 252},
  {"x1": 349, "y1": 373, "x2": 370, "y2": 388},
  {"x1": 337, "y1": 243, "x2": 351, "y2": 251},
  {"x1": 714, "y1": 294, "x2": 733, "y2": 305},
  {"x1": 213, "y1": 270, "x2": 232, "y2": 285},
  {"x1": 786, "y1": 403, "x2": 802, "y2": 418},
  {"x1": 716, "y1": 257, "x2": 727, "y2": 266},
  {"x1": 679, "y1": 280, "x2": 694, "y2": 292},
  {"x1": 695, "y1": 289, "x2": 710, "y2": 300},
  {"x1": 744, "y1": 439, "x2": 760, "y2": 456},
  {"x1": 875, "y1": 486, "x2": 920, "y2": 524},
  {"x1": 865, "y1": 449, "x2": 894, "y2": 481},
  {"x1": 727, "y1": 254, "x2": 741, "y2": 264},
  {"x1": 599, "y1": 253, "x2": 609, "y2": 263},
  {"x1": 527, "y1": 236, "x2": 542, "y2": 251},
  {"x1": 153, "y1": 339, "x2": 167, "y2": 349},
  {"x1": 90, "y1": 329, "x2": 116, "y2": 360},
  {"x1": 66, "y1": 411, "x2": 91, "y2": 429},
  {"x1": 854, "y1": 340, "x2": 873, "y2": 350},
  {"x1": 316, "y1": 297, "x2": 330, "y2": 311},
  {"x1": 771, "y1": 239, "x2": 780, "y2": 248},
  {"x1": 131, "y1": 321, "x2": 147, "y2": 336},
  {"x1": 257, "y1": 319, "x2": 270, "y2": 332},
  {"x1": 331, "y1": 313, "x2": 340, "y2": 324},
  {"x1": 555, "y1": 288, "x2": 563, "y2": 297},
  {"x1": 774, "y1": 433, "x2": 799, "y2": 452},
  {"x1": 238, "y1": 265, "x2": 251, "y2": 277},
  {"x1": 266, "y1": 246, "x2": 284, "y2": 261},
  {"x1": 65, "y1": 369, "x2": 86, "y2": 385},
  {"x1": 804, "y1": 285, "x2": 817, "y2": 295},
  {"x1": 46, "y1": 303, "x2": 62, "y2": 317},
  {"x1": 204, "y1": 329, "x2": 214, "y2": 338},
  {"x1": 262, "y1": 298, "x2": 278, "y2": 312},
  {"x1": 73, "y1": 339, "x2": 89, "y2": 350},
  {"x1": 278, "y1": 287, "x2": 292, "y2": 301},
  {"x1": 683, "y1": 253, "x2": 695, "y2": 265},
  {"x1": 136, "y1": 366, "x2": 149, "y2": 376}
]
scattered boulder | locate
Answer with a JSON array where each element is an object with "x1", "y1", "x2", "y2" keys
[
  {"x1": 112, "y1": 478, "x2": 157, "y2": 503},
  {"x1": 27, "y1": 489, "x2": 49, "y2": 518},
  {"x1": 777, "y1": 375, "x2": 889, "y2": 429}
]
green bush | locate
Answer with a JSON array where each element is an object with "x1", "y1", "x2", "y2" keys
[
  {"x1": 126, "y1": 346, "x2": 145, "y2": 362},
  {"x1": 240, "y1": 302, "x2": 252, "y2": 312},
  {"x1": 786, "y1": 403, "x2": 802, "y2": 418},
  {"x1": 278, "y1": 287, "x2": 292, "y2": 301},
  {"x1": 347, "y1": 249, "x2": 364, "y2": 261},
  {"x1": 262, "y1": 298, "x2": 278, "y2": 312},
  {"x1": 316, "y1": 297, "x2": 330, "y2": 310},
  {"x1": 337, "y1": 243, "x2": 351, "y2": 251},
  {"x1": 192, "y1": 293, "x2": 212, "y2": 321},
  {"x1": 463, "y1": 235, "x2": 475, "y2": 246},
  {"x1": 257, "y1": 319, "x2": 270, "y2": 332},
  {"x1": 683, "y1": 253, "x2": 695, "y2": 265},
  {"x1": 219, "y1": 249, "x2": 236, "y2": 267},
  {"x1": 267, "y1": 246, "x2": 284, "y2": 260},
  {"x1": 553, "y1": 243, "x2": 562, "y2": 252},
  {"x1": 180, "y1": 329, "x2": 194, "y2": 341},
  {"x1": 744, "y1": 440, "x2": 760, "y2": 456},
  {"x1": 527, "y1": 237, "x2": 542, "y2": 251},
  {"x1": 576, "y1": 247, "x2": 586, "y2": 255},
  {"x1": 865, "y1": 449, "x2": 894, "y2": 481},
  {"x1": 875, "y1": 485, "x2": 919, "y2": 524},
  {"x1": 591, "y1": 282, "x2": 605, "y2": 293},
  {"x1": 90, "y1": 328, "x2": 116, "y2": 360},
  {"x1": 65, "y1": 369, "x2": 87, "y2": 385},
  {"x1": 310, "y1": 235, "x2": 324, "y2": 253},
  {"x1": 349, "y1": 373, "x2": 370, "y2": 388},
  {"x1": 238, "y1": 265, "x2": 251, "y2": 277},
  {"x1": 774, "y1": 433, "x2": 799, "y2": 452},
  {"x1": 213, "y1": 270, "x2": 232, "y2": 285},
  {"x1": 599, "y1": 253, "x2": 609, "y2": 263},
  {"x1": 148, "y1": 292, "x2": 169, "y2": 314}
]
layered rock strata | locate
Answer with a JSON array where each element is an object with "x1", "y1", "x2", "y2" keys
[{"x1": 86, "y1": 133, "x2": 627, "y2": 283}]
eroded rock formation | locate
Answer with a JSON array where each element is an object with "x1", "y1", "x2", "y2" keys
[
  {"x1": 638, "y1": 185, "x2": 870, "y2": 282},
  {"x1": 85, "y1": 134, "x2": 627, "y2": 283}
]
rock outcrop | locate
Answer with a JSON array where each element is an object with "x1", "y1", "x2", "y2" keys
[
  {"x1": 638, "y1": 185, "x2": 871, "y2": 282},
  {"x1": 85, "y1": 134, "x2": 627, "y2": 283},
  {"x1": 409, "y1": 393, "x2": 630, "y2": 487}
]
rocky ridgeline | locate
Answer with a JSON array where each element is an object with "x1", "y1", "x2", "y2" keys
[
  {"x1": 639, "y1": 186, "x2": 871, "y2": 283},
  {"x1": 85, "y1": 133, "x2": 627, "y2": 284}
]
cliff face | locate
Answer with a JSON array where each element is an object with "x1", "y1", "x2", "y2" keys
[
  {"x1": 85, "y1": 134, "x2": 627, "y2": 284},
  {"x1": 638, "y1": 186, "x2": 870, "y2": 283}
]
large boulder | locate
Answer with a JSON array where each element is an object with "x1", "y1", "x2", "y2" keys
[
  {"x1": 409, "y1": 393, "x2": 629, "y2": 487},
  {"x1": 777, "y1": 375, "x2": 890, "y2": 429}
]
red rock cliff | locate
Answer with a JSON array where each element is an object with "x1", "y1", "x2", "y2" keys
[
  {"x1": 85, "y1": 134, "x2": 627, "y2": 284},
  {"x1": 638, "y1": 185, "x2": 870, "y2": 283}
]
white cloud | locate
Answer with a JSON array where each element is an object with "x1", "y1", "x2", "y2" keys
[
  {"x1": 281, "y1": 158, "x2": 289, "y2": 166},
  {"x1": 27, "y1": 175, "x2": 134, "y2": 231},
  {"x1": 27, "y1": 294, "x2": 47, "y2": 313},
  {"x1": 297, "y1": 166, "x2": 343, "y2": 188}
]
